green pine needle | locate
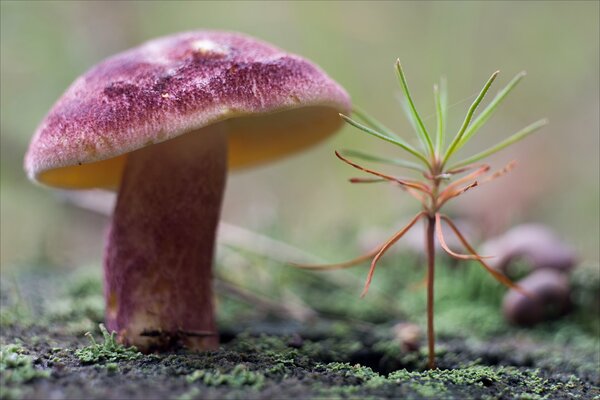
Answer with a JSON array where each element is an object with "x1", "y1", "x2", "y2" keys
[
  {"x1": 352, "y1": 106, "x2": 401, "y2": 140},
  {"x1": 395, "y1": 59, "x2": 435, "y2": 157},
  {"x1": 341, "y1": 149, "x2": 425, "y2": 172},
  {"x1": 455, "y1": 71, "x2": 527, "y2": 151},
  {"x1": 338, "y1": 61, "x2": 546, "y2": 194},
  {"x1": 443, "y1": 70, "x2": 499, "y2": 166},
  {"x1": 339, "y1": 113, "x2": 430, "y2": 167},
  {"x1": 449, "y1": 119, "x2": 548, "y2": 169},
  {"x1": 433, "y1": 77, "x2": 448, "y2": 157}
]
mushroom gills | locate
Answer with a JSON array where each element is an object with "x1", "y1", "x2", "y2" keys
[
  {"x1": 35, "y1": 106, "x2": 343, "y2": 189},
  {"x1": 103, "y1": 125, "x2": 227, "y2": 351}
]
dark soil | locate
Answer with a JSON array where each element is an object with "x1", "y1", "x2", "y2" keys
[{"x1": 2, "y1": 320, "x2": 599, "y2": 399}]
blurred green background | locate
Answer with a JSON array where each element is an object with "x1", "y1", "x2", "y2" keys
[{"x1": 1, "y1": 1, "x2": 598, "y2": 281}]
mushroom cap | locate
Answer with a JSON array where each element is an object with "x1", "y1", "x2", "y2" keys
[
  {"x1": 502, "y1": 269, "x2": 571, "y2": 326},
  {"x1": 480, "y1": 224, "x2": 577, "y2": 274},
  {"x1": 25, "y1": 31, "x2": 351, "y2": 189}
]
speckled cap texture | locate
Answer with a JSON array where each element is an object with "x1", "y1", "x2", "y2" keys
[{"x1": 25, "y1": 31, "x2": 351, "y2": 189}]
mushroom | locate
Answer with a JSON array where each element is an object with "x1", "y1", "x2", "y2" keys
[
  {"x1": 480, "y1": 224, "x2": 577, "y2": 275},
  {"x1": 25, "y1": 31, "x2": 350, "y2": 351},
  {"x1": 502, "y1": 269, "x2": 571, "y2": 326}
]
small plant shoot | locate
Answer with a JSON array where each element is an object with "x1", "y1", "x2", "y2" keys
[
  {"x1": 75, "y1": 324, "x2": 142, "y2": 364},
  {"x1": 295, "y1": 60, "x2": 547, "y2": 369}
]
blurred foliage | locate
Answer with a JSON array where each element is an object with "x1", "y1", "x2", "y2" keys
[{"x1": 1, "y1": 2, "x2": 598, "y2": 339}]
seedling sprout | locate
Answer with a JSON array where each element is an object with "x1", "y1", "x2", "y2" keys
[{"x1": 295, "y1": 60, "x2": 547, "y2": 369}]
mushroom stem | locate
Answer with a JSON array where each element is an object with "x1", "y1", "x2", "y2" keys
[{"x1": 103, "y1": 127, "x2": 227, "y2": 352}]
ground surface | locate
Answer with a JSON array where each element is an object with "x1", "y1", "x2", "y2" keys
[{"x1": 1, "y1": 259, "x2": 599, "y2": 399}]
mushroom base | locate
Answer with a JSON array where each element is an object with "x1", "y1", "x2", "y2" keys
[{"x1": 103, "y1": 128, "x2": 227, "y2": 352}]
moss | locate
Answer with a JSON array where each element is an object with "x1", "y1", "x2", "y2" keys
[
  {"x1": 420, "y1": 365, "x2": 500, "y2": 386},
  {"x1": 225, "y1": 331, "x2": 362, "y2": 367},
  {"x1": 105, "y1": 362, "x2": 119, "y2": 373},
  {"x1": 65, "y1": 269, "x2": 103, "y2": 298},
  {"x1": 320, "y1": 362, "x2": 385, "y2": 386},
  {"x1": 42, "y1": 269, "x2": 104, "y2": 335},
  {"x1": 385, "y1": 364, "x2": 563, "y2": 399},
  {"x1": 74, "y1": 324, "x2": 142, "y2": 364},
  {"x1": 186, "y1": 364, "x2": 265, "y2": 389},
  {"x1": 0, "y1": 281, "x2": 32, "y2": 329},
  {"x1": 0, "y1": 304, "x2": 31, "y2": 330},
  {"x1": 394, "y1": 260, "x2": 508, "y2": 338},
  {"x1": 411, "y1": 382, "x2": 448, "y2": 398},
  {"x1": 0, "y1": 343, "x2": 50, "y2": 385},
  {"x1": 264, "y1": 354, "x2": 296, "y2": 377},
  {"x1": 372, "y1": 338, "x2": 402, "y2": 359},
  {"x1": 176, "y1": 387, "x2": 201, "y2": 400},
  {"x1": 300, "y1": 338, "x2": 363, "y2": 362},
  {"x1": 315, "y1": 362, "x2": 385, "y2": 398},
  {"x1": 0, "y1": 343, "x2": 50, "y2": 400}
]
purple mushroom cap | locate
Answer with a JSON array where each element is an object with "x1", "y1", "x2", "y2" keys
[
  {"x1": 25, "y1": 30, "x2": 351, "y2": 189},
  {"x1": 481, "y1": 224, "x2": 577, "y2": 274}
]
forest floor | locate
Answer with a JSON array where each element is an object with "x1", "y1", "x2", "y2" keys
[{"x1": 1, "y1": 257, "x2": 599, "y2": 399}]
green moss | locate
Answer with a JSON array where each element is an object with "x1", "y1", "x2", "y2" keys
[
  {"x1": 42, "y1": 269, "x2": 104, "y2": 335},
  {"x1": 0, "y1": 303, "x2": 31, "y2": 330},
  {"x1": 372, "y1": 338, "x2": 402, "y2": 359},
  {"x1": 317, "y1": 362, "x2": 449, "y2": 397},
  {"x1": 320, "y1": 362, "x2": 385, "y2": 387},
  {"x1": 105, "y1": 362, "x2": 119, "y2": 373},
  {"x1": 0, "y1": 281, "x2": 32, "y2": 329},
  {"x1": 388, "y1": 369, "x2": 448, "y2": 396},
  {"x1": 386, "y1": 365, "x2": 562, "y2": 399},
  {"x1": 315, "y1": 362, "x2": 385, "y2": 398},
  {"x1": 0, "y1": 343, "x2": 50, "y2": 385},
  {"x1": 74, "y1": 324, "x2": 142, "y2": 364},
  {"x1": 0, "y1": 343, "x2": 50, "y2": 400},
  {"x1": 264, "y1": 354, "x2": 296, "y2": 377},
  {"x1": 300, "y1": 338, "x2": 363, "y2": 361},
  {"x1": 66, "y1": 270, "x2": 103, "y2": 298},
  {"x1": 412, "y1": 382, "x2": 448, "y2": 398},
  {"x1": 186, "y1": 364, "x2": 265, "y2": 389},
  {"x1": 225, "y1": 331, "x2": 362, "y2": 369},
  {"x1": 176, "y1": 387, "x2": 201, "y2": 400},
  {"x1": 227, "y1": 332, "x2": 291, "y2": 354},
  {"x1": 421, "y1": 365, "x2": 500, "y2": 386}
]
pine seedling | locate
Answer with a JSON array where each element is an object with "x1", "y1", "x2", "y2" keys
[{"x1": 295, "y1": 60, "x2": 547, "y2": 369}]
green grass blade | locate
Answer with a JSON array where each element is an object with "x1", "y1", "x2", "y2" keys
[
  {"x1": 443, "y1": 70, "x2": 499, "y2": 166},
  {"x1": 395, "y1": 59, "x2": 435, "y2": 157},
  {"x1": 456, "y1": 71, "x2": 527, "y2": 151},
  {"x1": 341, "y1": 149, "x2": 426, "y2": 172},
  {"x1": 340, "y1": 114, "x2": 431, "y2": 167},
  {"x1": 449, "y1": 119, "x2": 548, "y2": 169},
  {"x1": 434, "y1": 77, "x2": 448, "y2": 157},
  {"x1": 352, "y1": 106, "x2": 401, "y2": 139}
]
